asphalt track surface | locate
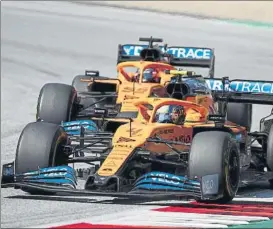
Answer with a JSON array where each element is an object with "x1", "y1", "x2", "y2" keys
[{"x1": 1, "y1": 1, "x2": 273, "y2": 228}]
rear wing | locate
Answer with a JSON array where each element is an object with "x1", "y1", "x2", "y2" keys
[
  {"x1": 117, "y1": 44, "x2": 215, "y2": 78},
  {"x1": 205, "y1": 77, "x2": 273, "y2": 105}
]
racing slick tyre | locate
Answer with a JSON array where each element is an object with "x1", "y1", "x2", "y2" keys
[
  {"x1": 226, "y1": 103, "x2": 252, "y2": 131},
  {"x1": 36, "y1": 83, "x2": 77, "y2": 124},
  {"x1": 266, "y1": 124, "x2": 273, "y2": 188},
  {"x1": 189, "y1": 131, "x2": 240, "y2": 204},
  {"x1": 15, "y1": 122, "x2": 68, "y2": 194}
]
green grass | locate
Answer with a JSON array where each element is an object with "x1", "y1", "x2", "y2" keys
[
  {"x1": 229, "y1": 220, "x2": 273, "y2": 228},
  {"x1": 221, "y1": 18, "x2": 273, "y2": 28}
]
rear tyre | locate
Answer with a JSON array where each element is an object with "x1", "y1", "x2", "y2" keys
[
  {"x1": 226, "y1": 103, "x2": 252, "y2": 131},
  {"x1": 15, "y1": 122, "x2": 68, "y2": 194},
  {"x1": 36, "y1": 83, "x2": 77, "y2": 124},
  {"x1": 189, "y1": 131, "x2": 240, "y2": 203}
]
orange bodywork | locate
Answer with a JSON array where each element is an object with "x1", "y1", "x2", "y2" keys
[
  {"x1": 81, "y1": 61, "x2": 217, "y2": 115},
  {"x1": 97, "y1": 98, "x2": 246, "y2": 177},
  {"x1": 81, "y1": 61, "x2": 177, "y2": 112}
]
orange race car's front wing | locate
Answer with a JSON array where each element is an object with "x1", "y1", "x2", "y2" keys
[{"x1": 1, "y1": 163, "x2": 223, "y2": 202}]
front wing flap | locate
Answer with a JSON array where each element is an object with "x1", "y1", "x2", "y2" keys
[
  {"x1": 2, "y1": 182, "x2": 204, "y2": 202},
  {"x1": 1, "y1": 163, "x2": 77, "y2": 188},
  {"x1": 1, "y1": 164, "x2": 220, "y2": 201}
]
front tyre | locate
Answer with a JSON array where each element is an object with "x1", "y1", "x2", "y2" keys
[
  {"x1": 15, "y1": 122, "x2": 68, "y2": 175},
  {"x1": 189, "y1": 131, "x2": 240, "y2": 203}
]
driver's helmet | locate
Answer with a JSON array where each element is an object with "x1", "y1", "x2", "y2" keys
[
  {"x1": 155, "y1": 105, "x2": 170, "y2": 123},
  {"x1": 171, "y1": 105, "x2": 185, "y2": 124},
  {"x1": 143, "y1": 68, "x2": 154, "y2": 83},
  {"x1": 155, "y1": 105, "x2": 185, "y2": 123}
]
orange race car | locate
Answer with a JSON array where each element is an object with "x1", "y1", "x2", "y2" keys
[
  {"x1": 71, "y1": 36, "x2": 215, "y2": 109},
  {"x1": 34, "y1": 37, "x2": 216, "y2": 125},
  {"x1": 3, "y1": 84, "x2": 273, "y2": 204}
]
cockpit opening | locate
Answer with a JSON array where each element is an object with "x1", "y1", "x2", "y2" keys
[{"x1": 154, "y1": 104, "x2": 186, "y2": 125}]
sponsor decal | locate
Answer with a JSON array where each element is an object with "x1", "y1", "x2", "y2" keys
[
  {"x1": 170, "y1": 134, "x2": 191, "y2": 143},
  {"x1": 201, "y1": 174, "x2": 219, "y2": 195},
  {"x1": 167, "y1": 47, "x2": 212, "y2": 60},
  {"x1": 126, "y1": 128, "x2": 142, "y2": 136},
  {"x1": 149, "y1": 172, "x2": 183, "y2": 185},
  {"x1": 42, "y1": 172, "x2": 67, "y2": 177},
  {"x1": 23, "y1": 166, "x2": 69, "y2": 175},
  {"x1": 116, "y1": 137, "x2": 136, "y2": 143},
  {"x1": 206, "y1": 79, "x2": 273, "y2": 94},
  {"x1": 62, "y1": 120, "x2": 98, "y2": 132},
  {"x1": 122, "y1": 87, "x2": 148, "y2": 93},
  {"x1": 114, "y1": 144, "x2": 133, "y2": 148},
  {"x1": 158, "y1": 129, "x2": 174, "y2": 135},
  {"x1": 122, "y1": 45, "x2": 212, "y2": 60}
]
